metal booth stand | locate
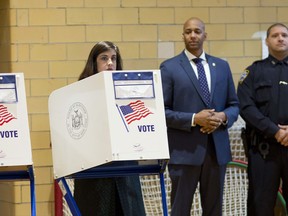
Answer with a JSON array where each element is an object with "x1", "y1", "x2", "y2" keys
[
  {"x1": 49, "y1": 70, "x2": 170, "y2": 216},
  {"x1": 0, "y1": 166, "x2": 36, "y2": 216},
  {"x1": 57, "y1": 160, "x2": 169, "y2": 216}
]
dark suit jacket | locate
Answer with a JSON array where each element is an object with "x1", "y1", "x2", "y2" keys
[{"x1": 160, "y1": 51, "x2": 239, "y2": 166}]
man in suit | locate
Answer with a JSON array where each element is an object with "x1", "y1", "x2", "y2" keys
[{"x1": 160, "y1": 17, "x2": 239, "y2": 216}]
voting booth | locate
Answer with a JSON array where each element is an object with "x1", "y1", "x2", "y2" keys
[
  {"x1": 0, "y1": 73, "x2": 35, "y2": 216},
  {"x1": 49, "y1": 70, "x2": 170, "y2": 215}
]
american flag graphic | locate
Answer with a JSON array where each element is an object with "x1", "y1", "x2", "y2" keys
[
  {"x1": 119, "y1": 100, "x2": 153, "y2": 124},
  {"x1": 0, "y1": 105, "x2": 16, "y2": 126}
]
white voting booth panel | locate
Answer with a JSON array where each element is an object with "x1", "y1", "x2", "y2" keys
[
  {"x1": 49, "y1": 70, "x2": 169, "y2": 178},
  {"x1": 0, "y1": 73, "x2": 35, "y2": 216},
  {"x1": 0, "y1": 73, "x2": 33, "y2": 167}
]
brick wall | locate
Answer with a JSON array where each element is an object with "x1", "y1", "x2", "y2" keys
[{"x1": 0, "y1": 0, "x2": 288, "y2": 215}]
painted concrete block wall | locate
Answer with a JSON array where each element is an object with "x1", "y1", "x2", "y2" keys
[{"x1": 0, "y1": 0, "x2": 288, "y2": 215}]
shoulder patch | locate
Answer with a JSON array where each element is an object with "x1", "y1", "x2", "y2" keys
[{"x1": 239, "y1": 70, "x2": 249, "y2": 84}]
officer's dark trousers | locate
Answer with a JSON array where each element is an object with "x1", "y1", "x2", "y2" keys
[{"x1": 247, "y1": 143, "x2": 288, "y2": 216}]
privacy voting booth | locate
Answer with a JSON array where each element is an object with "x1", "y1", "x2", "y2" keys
[
  {"x1": 0, "y1": 73, "x2": 35, "y2": 216},
  {"x1": 49, "y1": 70, "x2": 170, "y2": 215}
]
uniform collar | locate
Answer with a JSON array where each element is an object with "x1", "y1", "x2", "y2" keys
[{"x1": 268, "y1": 55, "x2": 288, "y2": 65}]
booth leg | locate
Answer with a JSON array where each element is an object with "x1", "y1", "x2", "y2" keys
[
  {"x1": 28, "y1": 166, "x2": 36, "y2": 216},
  {"x1": 57, "y1": 178, "x2": 82, "y2": 216},
  {"x1": 159, "y1": 172, "x2": 168, "y2": 216}
]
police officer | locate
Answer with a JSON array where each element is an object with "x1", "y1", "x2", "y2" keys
[{"x1": 237, "y1": 23, "x2": 288, "y2": 215}]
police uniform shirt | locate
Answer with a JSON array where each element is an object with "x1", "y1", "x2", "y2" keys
[{"x1": 237, "y1": 55, "x2": 288, "y2": 139}]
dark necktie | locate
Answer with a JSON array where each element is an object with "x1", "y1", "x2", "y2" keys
[{"x1": 192, "y1": 58, "x2": 210, "y2": 106}]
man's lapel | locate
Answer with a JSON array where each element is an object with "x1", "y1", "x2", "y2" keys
[{"x1": 206, "y1": 54, "x2": 217, "y2": 101}]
